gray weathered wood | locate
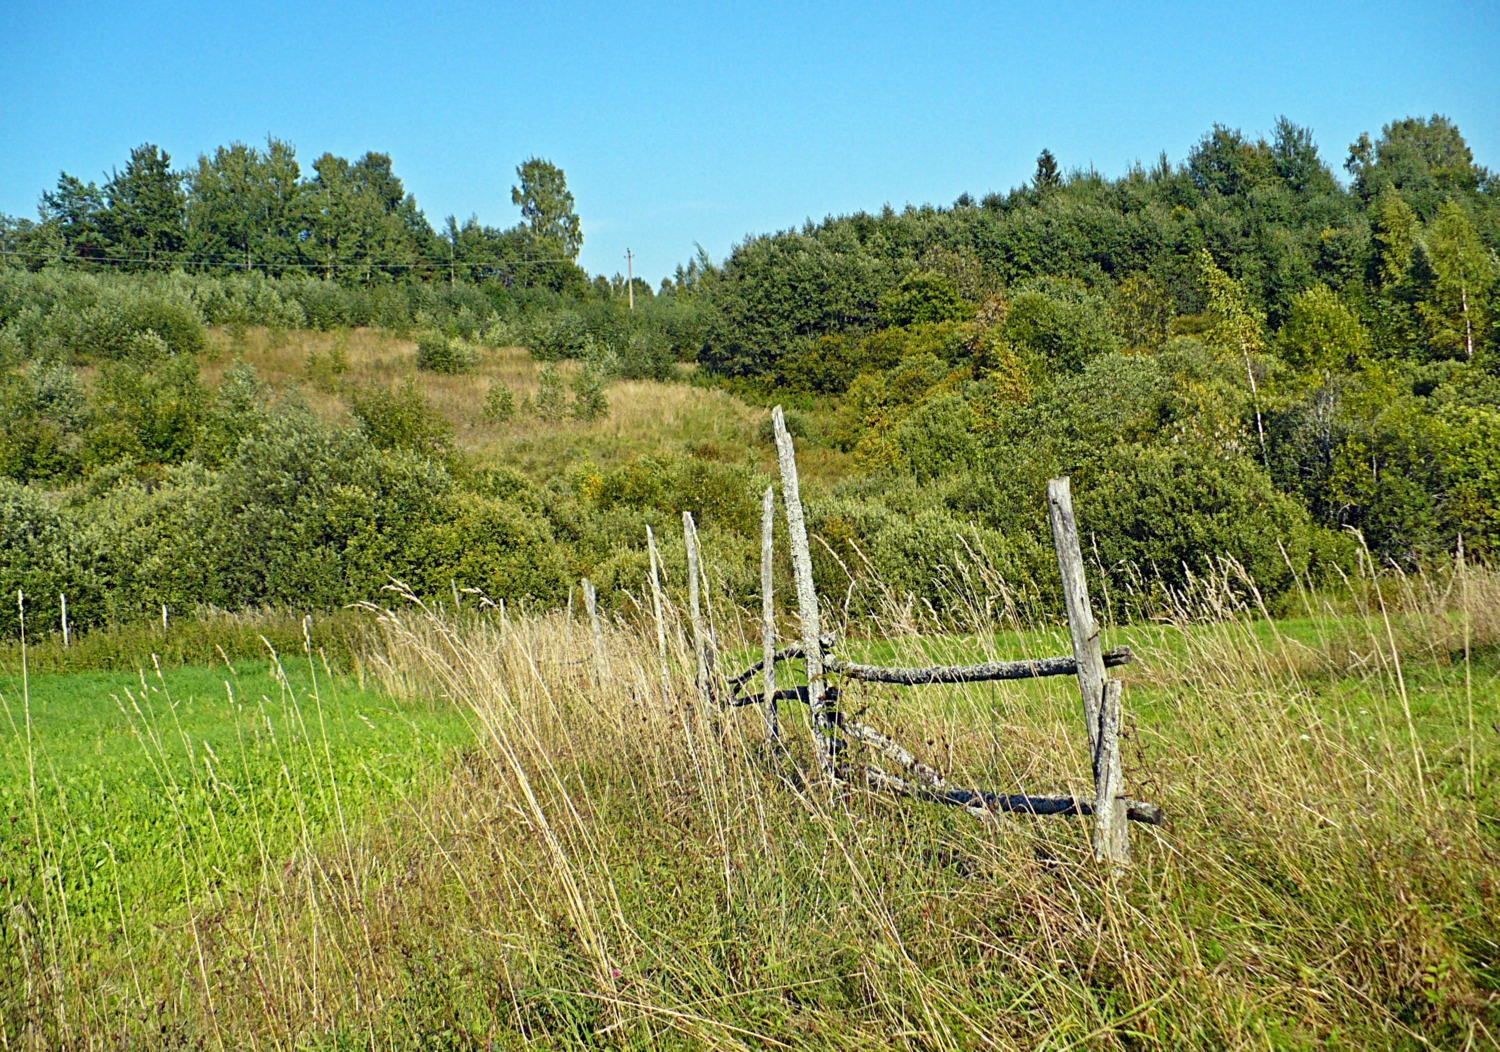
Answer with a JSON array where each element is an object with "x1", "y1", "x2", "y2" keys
[
  {"x1": 772, "y1": 406, "x2": 833, "y2": 773},
  {"x1": 582, "y1": 577, "x2": 607, "y2": 681},
  {"x1": 1093, "y1": 678, "x2": 1128, "y2": 866},
  {"x1": 727, "y1": 634, "x2": 840, "y2": 688},
  {"x1": 646, "y1": 525, "x2": 671, "y2": 691},
  {"x1": 861, "y1": 766, "x2": 1163, "y2": 823},
  {"x1": 760, "y1": 485, "x2": 778, "y2": 742},
  {"x1": 1047, "y1": 477, "x2": 1107, "y2": 752},
  {"x1": 684, "y1": 511, "x2": 711, "y2": 707},
  {"x1": 825, "y1": 646, "x2": 1133, "y2": 685}
]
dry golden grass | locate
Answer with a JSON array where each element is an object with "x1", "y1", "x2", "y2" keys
[
  {"x1": 9, "y1": 556, "x2": 1495, "y2": 1049},
  {"x1": 201, "y1": 327, "x2": 853, "y2": 481}
]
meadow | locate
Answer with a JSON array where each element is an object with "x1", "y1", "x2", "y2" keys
[{"x1": 2, "y1": 544, "x2": 1496, "y2": 1049}]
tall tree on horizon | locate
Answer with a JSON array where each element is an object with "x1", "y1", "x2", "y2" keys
[
  {"x1": 511, "y1": 158, "x2": 583, "y2": 261},
  {"x1": 99, "y1": 144, "x2": 185, "y2": 267},
  {"x1": 1033, "y1": 149, "x2": 1061, "y2": 190},
  {"x1": 185, "y1": 137, "x2": 303, "y2": 272}
]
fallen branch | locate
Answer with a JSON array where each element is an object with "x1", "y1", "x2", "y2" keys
[
  {"x1": 825, "y1": 646, "x2": 1132, "y2": 685},
  {"x1": 726, "y1": 634, "x2": 840, "y2": 688},
  {"x1": 861, "y1": 766, "x2": 1164, "y2": 824},
  {"x1": 729, "y1": 685, "x2": 842, "y2": 709}
]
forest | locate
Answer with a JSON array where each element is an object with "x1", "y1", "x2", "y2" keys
[{"x1": 1, "y1": 115, "x2": 1497, "y2": 636}]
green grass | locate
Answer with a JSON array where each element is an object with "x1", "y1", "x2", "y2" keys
[{"x1": 0, "y1": 653, "x2": 474, "y2": 939}]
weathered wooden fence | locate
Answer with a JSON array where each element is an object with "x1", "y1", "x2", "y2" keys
[{"x1": 604, "y1": 404, "x2": 1164, "y2": 868}]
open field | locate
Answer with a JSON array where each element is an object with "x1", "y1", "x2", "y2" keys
[
  {"x1": 202, "y1": 327, "x2": 852, "y2": 483},
  {"x1": 3, "y1": 561, "x2": 1497, "y2": 1049},
  {"x1": 0, "y1": 648, "x2": 474, "y2": 989}
]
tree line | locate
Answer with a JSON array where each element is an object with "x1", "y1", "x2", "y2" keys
[{"x1": 0, "y1": 140, "x2": 599, "y2": 294}]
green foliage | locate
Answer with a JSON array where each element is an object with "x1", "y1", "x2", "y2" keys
[
  {"x1": 348, "y1": 379, "x2": 453, "y2": 457},
  {"x1": 533, "y1": 363, "x2": 566, "y2": 421},
  {"x1": 1077, "y1": 443, "x2": 1312, "y2": 600},
  {"x1": 877, "y1": 270, "x2": 970, "y2": 327},
  {"x1": 481, "y1": 382, "x2": 515, "y2": 423},
  {"x1": 86, "y1": 355, "x2": 208, "y2": 467},
  {"x1": 396, "y1": 492, "x2": 567, "y2": 603},
  {"x1": 1001, "y1": 278, "x2": 1117, "y2": 373},
  {"x1": 511, "y1": 157, "x2": 583, "y2": 261},
  {"x1": 1112, "y1": 275, "x2": 1173, "y2": 353},
  {"x1": 1420, "y1": 200, "x2": 1495, "y2": 361},
  {"x1": 413, "y1": 329, "x2": 478, "y2": 373},
  {"x1": 1276, "y1": 284, "x2": 1370, "y2": 372},
  {"x1": 571, "y1": 347, "x2": 612, "y2": 421}
]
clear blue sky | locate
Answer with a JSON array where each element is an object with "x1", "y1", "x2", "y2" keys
[{"x1": 3, "y1": 1, "x2": 1496, "y2": 284}]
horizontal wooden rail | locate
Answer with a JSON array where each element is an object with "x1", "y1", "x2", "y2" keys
[
  {"x1": 825, "y1": 646, "x2": 1133, "y2": 685},
  {"x1": 726, "y1": 634, "x2": 839, "y2": 689},
  {"x1": 863, "y1": 767, "x2": 1164, "y2": 824}
]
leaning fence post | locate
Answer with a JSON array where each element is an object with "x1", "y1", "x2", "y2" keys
[
  {"x1": 772, "y1": 406, "x2": 833, "y2": 773},
  {"x1": 582, "y1": 577, "x2": 607, "y2": 681},
  {"x1": 760, "y1": 486, "x2": 778, "y2": 743},
  {"x1": 1047, "y1": 476, "x2": 1128, "y2": 867},
  {"x1": 646, "y1": 525, "x2": 671, "y2": 692},
  {"x1": 684, "y1": 511, "x2": 712, "y2": 707}
]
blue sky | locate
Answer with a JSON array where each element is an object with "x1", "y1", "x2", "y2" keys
[{"x1": 3, "y1": 1, "x2": 1496, "y2": 284}]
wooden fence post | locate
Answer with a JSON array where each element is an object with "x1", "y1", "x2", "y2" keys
[
  {"x1": 1047, "y1": 476, "x2": 1128, "y2": 867},
  {"x1": 582, "y1": 577, "x2": 607, "y2": 681},
  {"x1": 646, "y1": 525, "x2": 671, "y2": 692},
  {"x1": 60, "y1": 593, "x2": 69, "y2": 649},
  {"x1": 772, "y1": 406, "x2": 833, "y2": 773},
  {"x1": 761, "y1": 486, "x2": 778, "y2": 743},
  {"x1": 684, "y1": 511, "x2": 713, "y2": 707},
  {"x1": 1094, "y1": 679, "x2": 1126, "y2": 866}
]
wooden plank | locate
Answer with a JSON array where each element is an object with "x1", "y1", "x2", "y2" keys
[
  {"x1": 761, "y1": 485, "x2": 778, "y2": 742},
  {"x1": 826, "y1": 647, "x2": 1132, "y2": 685},
  {"x1": 1048, "y1": 476, "x2": 1133, "y2": 868},
  {"x1": 772, "y1": 406, "x2": 832, "y2": 773}
]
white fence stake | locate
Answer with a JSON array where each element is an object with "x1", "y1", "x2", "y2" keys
[
  {"x1": 646, "y1": 525, "x2": 671, "y2": 692},
  {"x1": 772, "y1": 407, "x2": 832, "y2": 773},
  {"x1": 761, "y1": 486, "x2": 778, "y2": 743},
  {"x1": 684, "y1": 511, "x2": 713, "y2": 706},
  {"x1": 582, "y1": 577, "x2": 607, "y2": 681}
]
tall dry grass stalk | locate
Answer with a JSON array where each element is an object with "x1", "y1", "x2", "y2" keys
[{"x1": 4, "y1": 558, "x2": 1498, "y2": 1049}]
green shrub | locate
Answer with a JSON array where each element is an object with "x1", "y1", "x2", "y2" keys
[
  {"x1": 85, "y1": 355, "x2": 208, "y2": 467},
  {"x1": 571, "y1": 349, "x2": 612, "y2": 421},
  {"x1": 877, "y1": 270, "x2": 970, "y2": 327},
  {"x1": 1076, "y1": 443, "x2": 1312, "y2": 603},
  {"x1": 348, "y1": 380, "x2": 452, "y2": 457},
  {"x1": 534, "y1": 364, "x2": 566, "y2": 421},
  {"x1": 414, "y1": 329, "x2": 478, "y2": 373},
  {"x1": 518, "y1": 309, "x2": 587, "y2": 360},
  {"x1": 394, "y1": 493, "x2": 568, "y2": 604},
  {"x1": 482, "y1": 383, "x2": 515, "y2": 423}
]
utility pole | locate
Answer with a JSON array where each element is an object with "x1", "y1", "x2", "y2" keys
[{"x1": 626, "y1": 248, "x2": 634, "y2": 310}]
